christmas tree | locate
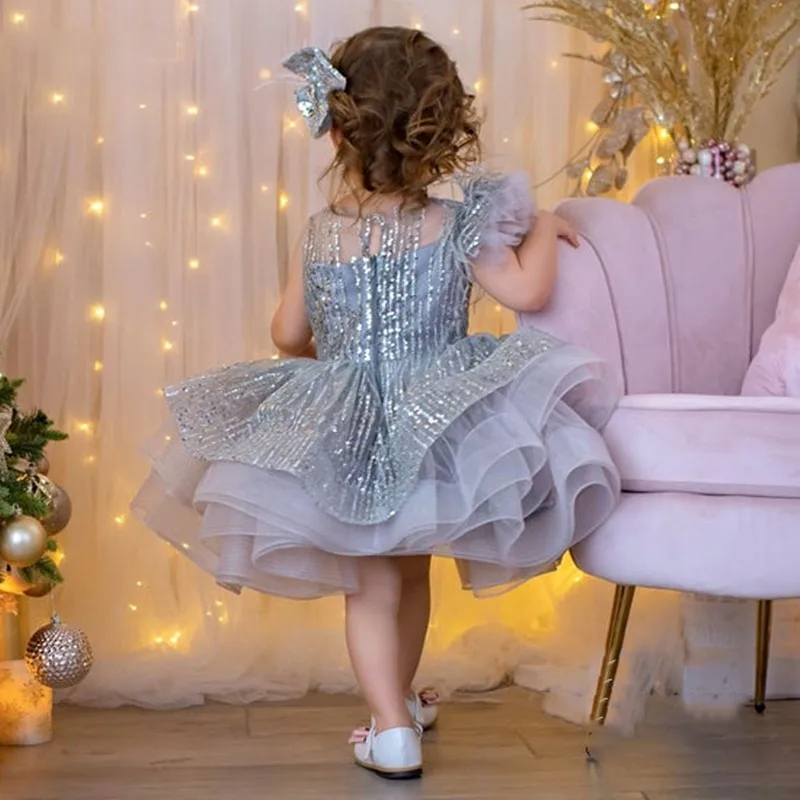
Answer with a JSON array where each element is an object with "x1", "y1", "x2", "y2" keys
[{"x1": 0, "y1": 374, "x2": 69, "y2": 596}]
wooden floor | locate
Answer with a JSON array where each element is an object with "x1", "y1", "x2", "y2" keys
[{"x1": 1, "y1": 688, "x2": 798, "y2": 799}]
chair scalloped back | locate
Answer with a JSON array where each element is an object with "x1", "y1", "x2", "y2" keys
[{"x1": 519, "y1": 165, "x2": 800, "y2": 396}]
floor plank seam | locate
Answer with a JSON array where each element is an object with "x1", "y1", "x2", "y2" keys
[{"x1": 514, "y1": 729, "x2": 539, "y2": 759}]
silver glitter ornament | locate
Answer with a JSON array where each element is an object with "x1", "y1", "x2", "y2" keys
[{"x1": 25, "y1": 613, "x2": 93, "y2": 689}]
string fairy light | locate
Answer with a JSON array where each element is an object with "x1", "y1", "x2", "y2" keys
[
  {"x1": 278, "y1": 192, "x2": 290, "y2": 211},
  {"x1": 188, "y1": 258, "x2": 200, "y2": 270},
  {"x1": 258, "y1": 68, "x2": 272, "y2": 81},
  {"x1": 93, "y1": 360, "x2": 104, "y2": 373},
  {"x1": 162, "y1": 340, "x2": 175, "y2": 352},
  {"x1": 210, "y1": 216, "x2": 224, "y2": 228},
  {"x1": 87, "y1": 199, "x2": 106, "y2": 216},
  {"x1": 159, "y1": 300, "x2": 168, "y2": 311},
  {"x1": 10, "y1": 12, "x2": 26, "y2": 25},
  {"x1": 50, "y1": 92, "x2": 65, "y2": 105},
  {"x1": 186, "y1": 104, "x2": 200, "y2": 116},
  {"x1": 88, "y1": 303, "x2": 106, "y2": 322},
  {"x1": 194, "y1": 165, "x2": 209, "y2": 178}
]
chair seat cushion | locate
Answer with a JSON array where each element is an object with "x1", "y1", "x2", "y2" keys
[
  {"x1": 572, "y1": 492, "x2": 800, "y2": 598},
  {"x1": 603, "y1": 394, "x2": 800, "y2": 498}
]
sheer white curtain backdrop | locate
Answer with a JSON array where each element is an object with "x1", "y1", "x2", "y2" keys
[{"x1": 0, "y1": 0, "x2": 684, "y2": 727}]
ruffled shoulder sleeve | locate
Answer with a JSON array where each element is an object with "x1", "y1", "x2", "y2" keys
[{"x1": 448, "y1": 171, "x2": 536, "y2": 271}]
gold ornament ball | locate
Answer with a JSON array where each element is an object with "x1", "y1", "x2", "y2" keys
[
  {"x1": 24, "y1": 580, "x2": 55, "y2": 598},
  {"x1": 37, "y1": 456, "x2": 51, "y2": 476},
  {"x1": 42, "y1": 484, "x2": 72, "y2": 536},
  {"x1": 25, "y1": 614, "x2": 93, "y2": 689},
  {"x1": 0, "y1": 515, "x2": 48, "y2": 567}
]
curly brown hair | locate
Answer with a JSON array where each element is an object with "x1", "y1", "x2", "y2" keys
[{"x1": 325, "y1": 27, "x2": 482, "y2": 209}]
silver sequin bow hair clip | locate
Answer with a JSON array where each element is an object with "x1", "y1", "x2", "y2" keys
[{"x1": 282, "y1": 47, "x2": 347, "y2": 139}]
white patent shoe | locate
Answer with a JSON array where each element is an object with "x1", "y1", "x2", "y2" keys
[
  {"x1": 350, "y1": 724, "x2": 423, "y2": 780},
  {"x1": 407, "y1": 689, "x2": 439, "y2": 731}
]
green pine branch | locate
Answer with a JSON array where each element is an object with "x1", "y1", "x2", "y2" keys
[{"x1": 0, "y1": 369, "x2": 68, "y2": 595}]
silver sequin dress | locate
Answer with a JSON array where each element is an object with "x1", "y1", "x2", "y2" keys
[{"x1": 132, "y1": 173, "x2": 620, "y2": 598}]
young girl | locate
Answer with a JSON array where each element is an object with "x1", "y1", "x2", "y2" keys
[{"x1": 134, "y1": 26, "x2": 619, "y2": 780}]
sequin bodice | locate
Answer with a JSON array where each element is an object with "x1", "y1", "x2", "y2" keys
[{"x1": 303, "y1": 204, "x2": 469, "y2": 364}]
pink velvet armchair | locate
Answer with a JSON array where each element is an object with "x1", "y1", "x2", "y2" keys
[{"x1": 519, "y1": 164, "x2": 800, "y2": 724}]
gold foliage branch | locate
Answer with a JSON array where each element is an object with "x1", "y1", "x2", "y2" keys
[{"x1": 525, "y1": 0, "x2": 800, "y2": 163}]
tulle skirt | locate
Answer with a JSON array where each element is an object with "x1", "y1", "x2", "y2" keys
[{"x1": 132, "y1": 329, "x2": 621, "y2": 598}]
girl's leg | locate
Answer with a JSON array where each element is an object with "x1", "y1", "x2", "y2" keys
[
  {"x1": 345, "y1": 557, "x2": 414, "y2": 732},
  {"x1": 396, "y1": 555, "x2": 432, "y2": 697}
]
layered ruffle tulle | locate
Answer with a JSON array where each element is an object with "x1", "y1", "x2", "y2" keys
[{"x1": 132, "y1": 327, "x2": 620, "y2": 599}]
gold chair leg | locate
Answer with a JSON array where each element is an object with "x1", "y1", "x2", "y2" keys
[
  {"x1": 754, "y1": 599, "x2": 773, "y2": 714},
  {"x1": 590, "y1": 584, "x2": 636, "y2": 725}
]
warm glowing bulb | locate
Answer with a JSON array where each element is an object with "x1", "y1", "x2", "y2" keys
[
  {"x1": 195, "y1": 165, "x2": 209, "y2": 177},
  {"x1": 165, "y1": 434, "x2": 172, "y2": 442},
  {"x1": 181, "y1": 543, "x2": 190, "y2": 551},
  {"x1": 169, "y1": 632, "x2": 182, "y2": 645},
  {"x1": 84, "y1": 454, "x2": 97, "y2": 465},
  {"x1": 188, "y1": 258, "x2": 200, "y2": 270},
  {"x1": 258, "y1": 68, "x2": 272, "y2": 81},
  {"x1": 668, "y1": 1, "x2": 680, "y2": 8},
  {"x1": 656, "y1": 156, "x2": 666, "y2": 165},
  {"x1": 136, "y1": 581, "x2": 144, "y2": 587},
  {"x1": 162, "y1": 340, "x2": 174, "y2": 352},
  {"x1": 114, "y1": 514, "x2": 126, "y2": 526},
  {"x1": 452, "y1": 28, "x2": 460, "y2": 35},
  {"x1": 89, "y1": 303, "x2": 106, "y2": 321},
  {"x1": 294, "y1": 2, "x2": 306, "y2": 14},
  {"x1": 586, "y1": 121, "x2": 599, "y2": 133},
  {"x1": 413, "y1": 21, "x2": 423, "y2": 30},
  {"x1": 93, "y1": 360, "x2": 104, "y2": 372},
  {"x1": 279, "y1": 192, "x2": 290, "y2": 210},
  {"x1": 140, "y1": 212, "x2": 148, "y2": 219},
  {"x1": 502, "y1": 137, "x2": 510, "y2": 144},
  {"x1": 159, "y1": 300, "x2": 168, "y2": 311},
  {"x1": 76, "y1": 421, "x2": 93, "y2": 435},
  {"x1": 210, "y1": 216, "x2": 223, "y2": 228},
  {"x1": 87, "y1": 199, "x2": 106, "y2": 216},
  {"x1": 154, "y1": 636, "x2": 165, "y2": 645},
  {"x1": 186, "y1": 105, "x2": 199, "y2": 116},
  {"x1": 139, "y1": 103, "x2": 148, "y2": 110},
  {"x1": 53, "y1": 250, "x2": 66, "y2": 265},
  {"x1": 657, "y1": 126, "x2": 671, "y2": 141},
  {"x1": 11, "y1": 12, "x2": 26, "y2": 25},
  {"x1": 186, "y1": 2, "x2": 199, "y2": 12},
  {"x1": 473, "y1": 80, "x2": 483, "y2": 94},
  {"x1": 128, "y1": 604, "x2": 138, "y2": 612},
  {"x1": 155, "y1": 388, "x2": 165, "y2": 398},
  {"x1": 260, "y1": 184, "x2": 269, "y2": 193},
  {"x1": 50, "y1": 92, "x2": 65, "y2": 105},
  {"x1": 96, "y1": 136, "x2": 105, "y2": 145},
  {"x1": 185, "y1": 154, "x2": 196, "y2": 162},
  {"x1": 549, "y1": 59, "x2": 559, "y2": 69}
]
